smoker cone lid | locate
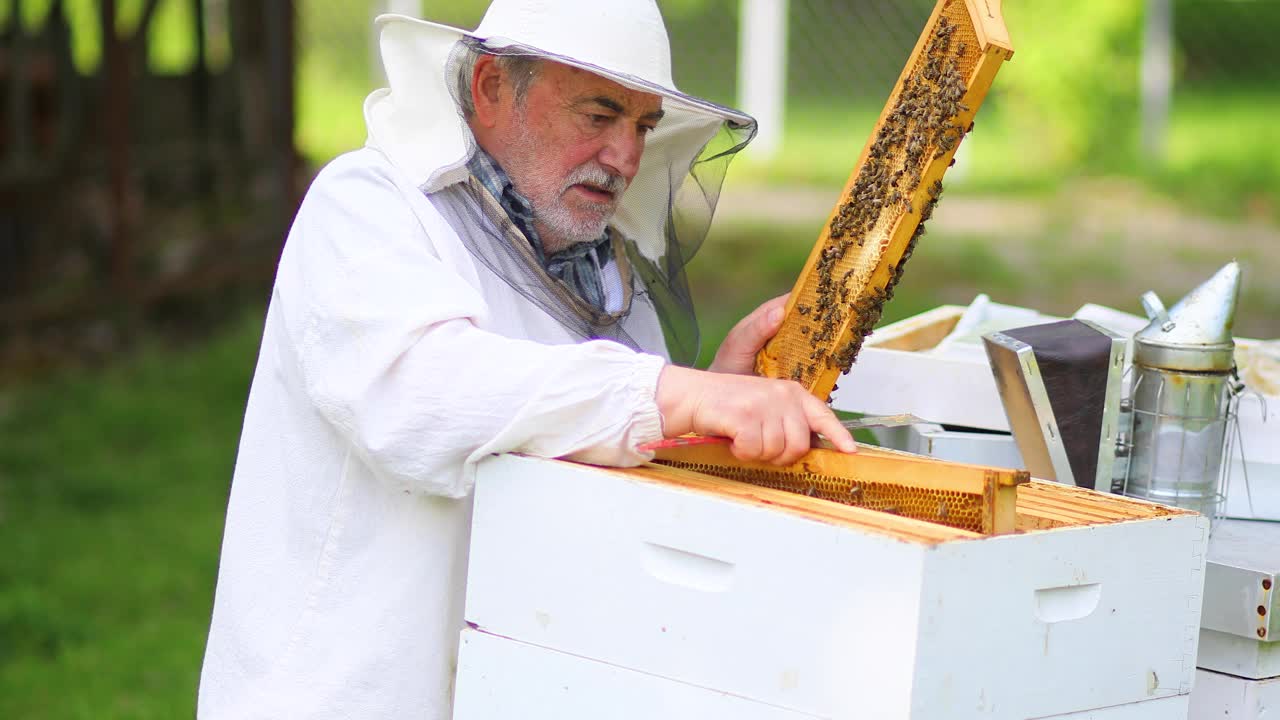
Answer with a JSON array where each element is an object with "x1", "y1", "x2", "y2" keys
[{"x1": 1134, "y1": 261, "x2": 1241, "y2": 372}]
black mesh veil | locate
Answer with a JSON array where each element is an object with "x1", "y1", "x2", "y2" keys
[{"x1": 437, "y1": 37, "x2": 756, "y2": 365}]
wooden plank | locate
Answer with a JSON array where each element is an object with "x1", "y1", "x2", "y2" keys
[
  {"x1": 965, "y1": 0, "x2": 1012, "y2": 54},
  {"x1": 755, "y1": 0, "x2": 1014, "y2": 402},
  {"x1": 631, "y1": 455, "x2": 1187, "y2": 537},
  {"x1": 1012, "y1": 479, "x2": 1193, "y2": 530},
  {"x1": 859, "y1": 304, "x2": 964, "y2": 352},
  {"x1": 619, "y1": 463, "x2": 976, "y2": 545},
  {"x1": 1019, "y1": 480, "x2": 1186, "y2": 518},
  {"x1": 1013, "y1": 512, "x2": 1070, "y2": 532},
  {"x1": 649, "y1": 442, "x2": 1025, "y2": 535},
  {"x1": 654, "y1": 441, "x2": 1025, "y2": 496},
  {"x1": 1017, "y1": 494, "x2": 1153, "y2": 520}
]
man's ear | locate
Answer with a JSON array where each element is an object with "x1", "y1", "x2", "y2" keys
[{"x1": 471, "y1": 55, "x2": 503, "y2": 129}]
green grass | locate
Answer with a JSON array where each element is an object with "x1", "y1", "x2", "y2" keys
[
  {"x1": 0, "y1": 310, "x2": 266, "y2": 719},
  {"x1": 1146, "y1": 84, "x2": 1280, "y2": 222}
]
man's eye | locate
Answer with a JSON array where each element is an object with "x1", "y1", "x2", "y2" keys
[
  {"x1": 639, "y1": 125, "x2": 657, "y2": 135},
  {"x1": 589, "y1": 114, "x2": 611, "y2": 124}
]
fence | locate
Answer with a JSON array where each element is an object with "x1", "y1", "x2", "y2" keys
[
  {"x1": 2, "y1": 0, "x2": 1276, "y2": 367},
  {"x1": 0, "y1": 0, "x2": 298, "y2": 370},
  {"x1": 298, "y1": 0, "x2": 1278, "y2": 175}
]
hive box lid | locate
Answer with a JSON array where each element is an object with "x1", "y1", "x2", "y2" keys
[{"x1": 830, "y1": 303, "x2": 1054, "y2": 432}]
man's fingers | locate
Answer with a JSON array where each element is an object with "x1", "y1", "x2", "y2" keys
[
  {"x1": 709, "y1": 293, "x2": 790, "y2": 375},
  {"x1": 758, "y1": 417, "x2": 786, "y2": 463},
  {"x1": 733, "y1": 296, "x2": 786, "y2": 351},
  {"x1": 774, "y1": 412, "x2": 811, "y2": 466},
  {"x1": 805, "y1": 398, "x2": 858, "y2": 454},
  {"x1": 730, "y1": 422, "x2": 764, "y2": 462},
  {"x1": 755, "y1": 293, "x2": 790, "y2": 335}
]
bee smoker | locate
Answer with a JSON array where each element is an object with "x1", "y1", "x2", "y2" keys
[{"x1": 1121, "y1": 261, "x2": 1243, "y2": 527}]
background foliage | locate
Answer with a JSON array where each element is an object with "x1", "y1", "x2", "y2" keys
[{"x1": 2, "y1": 0, "x2": 1278, "y2": 717}]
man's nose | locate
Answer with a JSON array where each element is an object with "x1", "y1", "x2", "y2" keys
[{"x1": 597, "y1": 125, "x2": 645, "y2": 182}]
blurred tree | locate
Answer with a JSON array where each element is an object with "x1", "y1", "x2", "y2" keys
[
  {"x1": 998, "y1": 0, "x2": 1145, "y2": 173},
  {"x1": 1, "y1": 0, "x2": 298, "y2": 363}
]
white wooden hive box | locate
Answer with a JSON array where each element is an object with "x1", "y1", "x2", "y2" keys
[
  {"x1": 457, "y1": 454, "x2": 1211, "y2": 720},
  {"x1": 1195, "y1": 519, "x2": 1278, "y2": 679}
]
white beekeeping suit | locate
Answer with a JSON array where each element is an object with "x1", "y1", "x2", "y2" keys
[{"x1": 197, "y1": 1, "x2": 756, "y2": 718}]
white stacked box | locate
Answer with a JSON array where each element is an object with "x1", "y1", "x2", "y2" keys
[
  {"x1": 453, "y1": 454, "x2": 1211, "y2": 720},
  {"x1": 1186, "y1": 519, "x2": 1279, "y2": 720},
  {"x1": 1187, "y1": 671, "x2": 1280, "y2": 719}
]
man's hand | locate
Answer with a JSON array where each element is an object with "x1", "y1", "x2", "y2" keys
[
  {"x1": 655, "y1": 365, "x2": 857, "y2": 466},
  {"x1": 707, "y1": 293, "x2": 789, "y2": 375}
]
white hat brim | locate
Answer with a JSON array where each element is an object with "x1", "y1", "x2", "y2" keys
[
  {"x1": 372, "y1": 13, "x2": 755, "y2": 129},
  {"x1": 365, "y1": 13, "x2": 755, "y2": 261}
]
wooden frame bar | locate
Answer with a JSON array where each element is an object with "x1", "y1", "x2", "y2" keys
[{"x1": 652, "y1": 441, "x2": 1027, "y2": 535}]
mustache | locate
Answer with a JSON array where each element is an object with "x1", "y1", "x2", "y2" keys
[{"x1": 561, "y1": 163, "x2": 627, "y2": 197}]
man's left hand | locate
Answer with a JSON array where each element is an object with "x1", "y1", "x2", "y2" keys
[{"x1": 708, "y1": 293, "x2": 789, "y2": 375}]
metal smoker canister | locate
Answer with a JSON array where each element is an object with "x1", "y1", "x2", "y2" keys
[{"x1": 1124, "y1": 262, "x2": 1242, "y2": 526}]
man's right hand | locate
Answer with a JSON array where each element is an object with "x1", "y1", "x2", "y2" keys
[{"x1": 654, "y1": 365, "x2": 857, "y2": 466}]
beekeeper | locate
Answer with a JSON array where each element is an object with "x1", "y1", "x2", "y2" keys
[{"x1": 197, "y1": 1, "x2": 856, "y2": 717}]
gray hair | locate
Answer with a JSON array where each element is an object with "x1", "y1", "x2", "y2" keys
[{"x1": 453, "y1": 42, "x2": 542, "y2": 119}]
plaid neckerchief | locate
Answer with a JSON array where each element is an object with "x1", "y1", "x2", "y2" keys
[{"x1": 467, "y1": 148, "x2": 614, "y2": 312}]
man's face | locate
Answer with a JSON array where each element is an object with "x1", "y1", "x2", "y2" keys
[{"x1": 480, "y1": 59, "x2": 665, "y2": 253}]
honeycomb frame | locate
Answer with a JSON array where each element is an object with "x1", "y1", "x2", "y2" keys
[
  {"x1": 653, "y1": 442, "x2": 1027, "y2": 535},
  {"x1": 755, "y1": 0, "x2": 1014, "y2": 401}
]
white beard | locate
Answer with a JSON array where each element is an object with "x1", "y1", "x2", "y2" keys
[{"x1": 500, "y1": 119, "x2": 627, "y2": 253}]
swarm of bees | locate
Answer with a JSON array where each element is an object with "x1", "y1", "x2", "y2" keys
[{"x1": 789, "y1": 14, "x2": 972, "y2": 385}]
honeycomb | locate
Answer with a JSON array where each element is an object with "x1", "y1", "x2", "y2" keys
[
  {"x1": 755, "y1": 0, "x2": 1014, "y2": 401},
  {"x1": 656, "y1": 459, "x2": 987, "y2": 534}
]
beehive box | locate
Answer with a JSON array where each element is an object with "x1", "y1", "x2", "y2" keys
[{"x1": 453, "y1": 454, "x2": 1210, "y2": 720}]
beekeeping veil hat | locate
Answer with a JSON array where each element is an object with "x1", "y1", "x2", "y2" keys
[{"x1": 363, "y1": 0, "x2": 757, "y2": 364}]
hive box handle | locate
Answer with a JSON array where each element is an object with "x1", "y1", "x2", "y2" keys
[
  {"x1": 641, "y1": 542, "x2": 736, "y2": 593},
  {"x1": 1035, "y1": 582, "x2": 1102, "y2": 623}
]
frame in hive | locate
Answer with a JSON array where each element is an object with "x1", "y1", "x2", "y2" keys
[{"x1": 648, "y1": 441, "x2": 1027, "y2": 535}]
